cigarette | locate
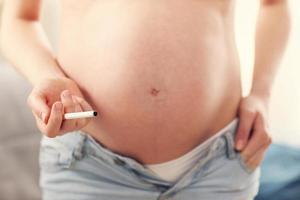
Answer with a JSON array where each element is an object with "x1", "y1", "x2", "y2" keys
[{"x1": 64, "y1": 111, "x2": 98, "y2": 120}]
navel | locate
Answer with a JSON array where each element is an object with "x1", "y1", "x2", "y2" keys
[{"x1": 150, "y1": 88, "x2": 160, "y2": 96}]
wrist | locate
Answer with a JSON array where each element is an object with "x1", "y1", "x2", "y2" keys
[
  {"x1": 31, "y1": 64, "x2": 67, "y2": 86},
  {"x1": 243, "y1": 91, "x2": 271, "y2": 117},
  {"x1": 248, "y1": 89, "x2": 271, "y2": 105},
  {"x1": 250, "y1": 81, "x2": 273, "y2": 100}
]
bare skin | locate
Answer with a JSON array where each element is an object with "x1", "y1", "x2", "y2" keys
[
  {"x1": 57, "y1": 0, "x2": 242, "y2": 163},
  {"x1": 1, "y1": 0, "x2": 290, "y2": 167}
]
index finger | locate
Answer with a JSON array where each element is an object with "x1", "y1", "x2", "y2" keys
[
  {"x1": 235, "y1": 110, "x2": 256, "y2": 151},
  {"x1": 240, "y1": 114, "x2": 271, "y2": 162},
  {"x1": 27, "y1": 92, "x2": 50, "y2": 123}
]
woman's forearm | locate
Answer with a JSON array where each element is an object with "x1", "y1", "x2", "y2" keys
[
  {"x1": 251, "y1": 0, "x2": 291, "y2": 98},
  {"x1": 1, "y1": 17, "x2": 66, "y2": 85}
]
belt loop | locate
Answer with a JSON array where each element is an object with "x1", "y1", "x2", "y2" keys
[
  {"x1": 224, "y1": 131, "x2": 236, "y2": 160},
  {"x1": 73, "y1": 132, "x2": 87, "y2": 160}
]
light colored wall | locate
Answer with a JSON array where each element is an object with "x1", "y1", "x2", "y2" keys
[{"x1": 235, "y1": 0, "x2": 300, "y2": 146}]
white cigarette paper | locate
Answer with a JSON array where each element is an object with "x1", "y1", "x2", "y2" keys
[{"x1": 64, "y1": 111, "x2": 98, "y2": 120}]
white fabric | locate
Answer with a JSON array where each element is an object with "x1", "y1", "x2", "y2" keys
[{"x1": 146, "y1": 119, "x2": 238, "y2": 182}]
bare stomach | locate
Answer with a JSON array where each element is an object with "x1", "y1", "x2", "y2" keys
[{"x1": 57, "y1": 0, "x2": 242, "y2": 164}]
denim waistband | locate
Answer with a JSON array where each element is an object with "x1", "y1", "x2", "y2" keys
[
  {"x1": 78, "y1": 118, "x2": 238, "y2": 183},
  {"x1": 41, "y1": 117, "x2": 241, "y2": 199}
]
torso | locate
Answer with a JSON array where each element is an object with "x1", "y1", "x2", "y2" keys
[{"x1": 57, "y1": 0, "x2": 242, "y2": 164}]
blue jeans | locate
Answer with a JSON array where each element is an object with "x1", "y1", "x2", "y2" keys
[{"x1": 39, "y1": 118, "x2": 260, "y2": 200}]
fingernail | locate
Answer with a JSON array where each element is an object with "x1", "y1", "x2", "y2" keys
[
  {"x1": 63, "y1": 90, "x2": 71, "y2": 98},
  {"x1": 236, "y1": 140, "x2": 243, "y2": 150}
]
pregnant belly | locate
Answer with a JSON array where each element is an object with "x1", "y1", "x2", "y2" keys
[{"x1": 57, "y1": 1, "x2": 241, "y2": 164}]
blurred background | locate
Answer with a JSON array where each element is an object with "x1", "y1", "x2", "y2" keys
[{"x1": 0, "y1": 0, "x2": 299, "y2": 200}]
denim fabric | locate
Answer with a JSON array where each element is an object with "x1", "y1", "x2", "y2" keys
[{"x1": 40, "y1": 118, "x2": 260, "y2": 200}]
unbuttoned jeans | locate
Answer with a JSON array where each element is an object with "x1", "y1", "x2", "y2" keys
[{"x1": 39, "y1": 118, "x2": 260, "y2": 200}]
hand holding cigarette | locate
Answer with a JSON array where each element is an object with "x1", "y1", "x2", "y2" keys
[
  {"x1": 28, "y1": 81, "x2": 97, "y2": 138},
  {"x1": 47, "y1": 90, "x2": 97, "y2": 137},
  {"x1": 54, "y1": 90, "x2": 97, "y2": 136}
]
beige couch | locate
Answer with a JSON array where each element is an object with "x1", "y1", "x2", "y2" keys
[{"x1": 0, "y1": 62, "x2": 41, "y2": 200}]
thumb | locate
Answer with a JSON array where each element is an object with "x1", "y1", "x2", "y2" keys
[
  {"x1": 235, "y1": 110, "x2": 256, "y2": 151},
  {"x1": 27, "y1": 92, "x2": 50, "y2": 123}
]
